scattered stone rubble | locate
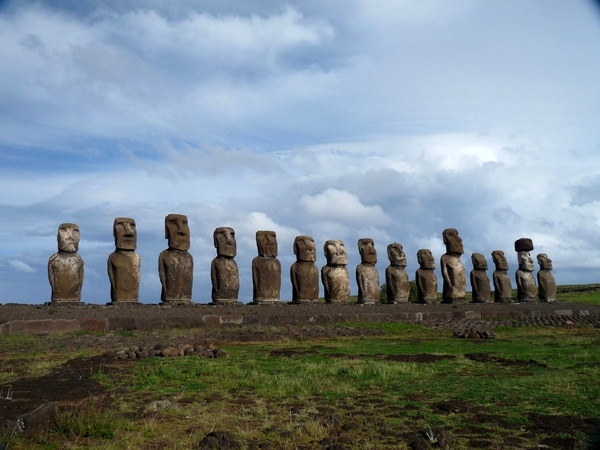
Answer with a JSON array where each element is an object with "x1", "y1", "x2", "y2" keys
[{"x1": 104, "y1": 343, "x2": 227, "y2": 360}]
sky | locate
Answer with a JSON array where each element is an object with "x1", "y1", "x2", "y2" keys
[{"x1": 1, "y1": 0, "x2": 600, "y2": 304}]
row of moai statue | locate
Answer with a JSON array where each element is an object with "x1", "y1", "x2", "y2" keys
[{"x1": 48, "y1": 218, "x2": 556, "y2": 304}]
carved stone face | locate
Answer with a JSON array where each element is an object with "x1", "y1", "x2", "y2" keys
[
  {"x1": 417, "y1": 249, "x2": 435, "y2": 270},
  {"x1": 358, "y1": 238, "x2": 377, "y2": 264},
  {"x1": 537, "y1": 253, "x2": 553, "y2": 270},
  {"x1": 518, "y1": 251, "x2": 534, "y2": 271},
  {"x1": 492, "y1": 250, "x2": 508, "y2": 270},
  {"x1": 294, "y1": 235, "x2": 316, "y2": 262},
  {"x1": 113, "y1": 217, "x2": 136, "y2": 251},
  {"x1": 471, "y1": 253, "x2": 488, "y2": 270},
  {"x1": 387, "y1": 243, "x2": 407, "y2": 267},
  {"x1": 324, "y1": 240, "x2": 348, "y2": 265},
  {"x1": 257, "y1": 230, "x2": 277, "y2": 258},
  {"x1": 165, "y1": 214, "x2": 190, "y2": 251},
  {"x1": 214, "y1": 227, "x2": 236, "y2": 257},
  {"x1": 57, "y1": 223, "x2": 80, "y2": 252},
  {"x1": 443, "y1": 228, "x2": 464, "y2": 255}
]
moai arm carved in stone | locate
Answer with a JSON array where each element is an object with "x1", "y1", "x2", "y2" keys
[
  {"x1": 211, "y1": 227, "x2": 239, "y2": 304},
  {"x1": 492, "y1": 250, "x2": 512, "y2": 303},
  {"x1": 385, "y1": 243, "x2": 410, "y2": 303},
  {"x1": 415, "y1": 249, "x2": 437, "y2": 304},
  {"x1": 356, "y1": 238, "x2": 379, "y2": 304},
  {"x1": 470, "y1": 253, "x2": 491, "y2": 303},
  {"x1": 321, "y1": 240, "x2": 350, "y2": 303},
  {"x1": 290, "y1": 235, "x2": 319, "y2": 304},
  {"x1": 252, "y1": 230, "x2": 281, "y2": 304},
  {"x1": 108, "y1": 217, "x2": 140, "y2": 303},
  {"x1": 48, "y1": 223, "x2": 84, "y2": 302},
  {"x1": 440, "y1": 228, "x2": 467, "y2": 304},
  {"x1": 537, "y1": 253, "x2": 556, "y2": 302},
  {"x1": 158, "y1": 214, "x2": 193, "y2": 303}
]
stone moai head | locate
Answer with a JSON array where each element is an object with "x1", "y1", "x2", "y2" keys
[
  {"x1": 492, "y1": 250, "x2": 508, "y2": 271},
  {"x1": 165, "y1": 214, "x2": 190, "y2": 251},
  {"x1": 537, "y1": 253, "x2": 553, "y2": 270},
  {"x1": 518, "y1": 251, "x2": 534, "y2": 272},
  {"x1": 387, "y1": 243, "x2": 407, "y2": 267},
  {"x1": 294, "y1": 235, "x2": 316, "y2": 262},
  {"x1": 113, "y1": 217, "x2": 136, "y2": 251},
  {"x1": 256, "y1": 230, "x2": 277, "y2": 258},
  {"x1": 324, "y1": 240, "x2": 348, "y2": 266},
  {"x1": 417, "y1": 249, "x2": 435, "y2": 270},
  {"x1": 471, "y1": 253, "x2": 488, "y2": 270},
  {"x1": 358, "y1": 238, "x2": 377, "y2": 265},
  {"x1": 57, "y1": 223, "x2": 80, "y2": 253},
  {"x1": 442, "y1": 228, "x2": 464, "y2": 255},
  {"x1": 214, "y1": 227, "x2": 236, "y2": 258}
]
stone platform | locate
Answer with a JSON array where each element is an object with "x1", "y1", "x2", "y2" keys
[{"x1": 1, "y1": 301, "x2": 597, "y2": 335}]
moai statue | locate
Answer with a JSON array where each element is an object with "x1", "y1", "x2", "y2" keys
[
  {"x1": 321, "y1": 239, "x2": 350, "y2": 303},
  {"x1": 440, "y1": 228, "x2": 467, "y2": 303},
  {"x1": 415, "y1": 249, "x2": 437, "y2": 304},
  {"x1": 470, "y1": 253, "x2": 491, "y2": 303},
  {"x1": 356, "y1": 238, "x2": 379, "y2": 304},
  {"x1": 107, "y1": 217, "x2": 140, "y2": 303},
  {"x1": 290, "y1": 235, "x2": 319, "y2": 304},
  {"x1": 537, "y1": 253, "x2": 557, "y2": 302},
  {"x1": 158, "y1": 214, "x2": 193, "y2": 303},
  {"x1": 515, "y1": 238, "x2": 537, "y2": 302},
  {"x1": 48, "y1": 223, "x2": 84, "y2": 302},
  {"x1": 211, "y1": 227, "x2": 240, "y2": 304},
  {"x1": 252, "y1": 230, "x2": 281, "y2": 304},
  {"x1": 491, "y1": 250, "x2": 512, "y2": 303},
  {"x1": 385, "y1": 243, "x2": 410, "y2": 303}
]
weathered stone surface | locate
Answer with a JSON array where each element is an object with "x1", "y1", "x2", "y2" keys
[
  {"x1": 79, "y1": 318, "x2": 106, "y2": 332},
  {"x1": 108, "y1": 217, "x2": 140, "y2": 303},
  {"x1": 514, "y1": 237, "x2": 534, "y2": 252},
  {"x1": 415, "y1": 249, "x2": 438, "y2": 304},
  {"x1": 211, "y1": 227, "x2": 239, "y2": 304},
  {"x1": 470, "y1": 253, "x2": 491, "y2": 303},
  {"x1": 516, "y1": 250, "x2": 538, "y2": 302},
  {"x1": 48, "y1": 223, "x2": 84, "y2": 302},
  {"x1": 385, "y1": 243, "x2": 410, "y2": 303},
  {"x1": 492, "y1": 250, "x2": 513, "y2": 303},
  {"x1": 356, "y1": 238, "x2": 379, "y2": 304},
  {"x1": 290, "y1": 235, "x2": 319, "y2": 303},
  {"x1": 252, "y1": 231, "x2": 281, "y2": 304},
  {"x1": 440, "y1": 228, "x2": 466, "y2": 303},
  {"x1": 321, "y1": 240, "x2": 350, "y2": 303},
  {"x1": 158, "y1": 214, "x2": 193, "y2": 303},
  {"x1": 537, "y1": 253, "x2": 557, "y2": 302},
  {"x1": 0, "y1": 319, "x2": 80, "y2": 335}
]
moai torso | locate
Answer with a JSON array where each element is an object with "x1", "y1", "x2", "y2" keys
[
  {"x1": 48, "y1": 223, "x2": 84, "y2": 302},
  {"x1": 108, "y1": 217, "x2": 140, "y2": 302},
  {"x1": 211, "y1": 227, "x2": 239, "y2": 304},
  {"x1": 356, "y1": 238, "x2": 379, "y2": 304},
  {"x1": 470, "y1": 253, "x2": 491, "y2": 303},
  {"x1": 158, "y1": 214, "x2": 193, "y2": 303},
  {"x1": 290, "y1": 236, "x2": 319, "y2": 303},
  {"x1": 537, "y1": 254, "x2": 557, "y2": 302},
  {"x1": 416, "y1": 249, "x2": 437, "y2": 304},
  {"x1": 252, "y1": 231, "x2": 281, "y2": 304},
  {"x1": 321, "y1": 240, "x2": 350, "y2": 303},
  {"x1": 492, "y1": 250, "x2": 512, "y2": 303},
  {"x1": 385, "y1": 243, "x2": 410, "y2": 303},
  {"x1": 440, "y1": 228, "x2": 466, "y2": 303}
]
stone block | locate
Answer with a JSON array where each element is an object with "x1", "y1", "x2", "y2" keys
[
  {"x1": 135, "y1": 317, "x2": 164, "y2": 331},
  {"x1": 107, "y1": 317, "x2": 136, "y2": 331},
  {"x1": 0, "y1": 319, "x2": 81, "y2": 336},
  {"x1": 555, "y1": 310, "x2": 573, "y2": 316},
  {"x1": 220, "y1": 315, "x2": 244, "y2": 325},
  {"x1": 79, "y1": 318, "x2": 106, "y2": 332}
]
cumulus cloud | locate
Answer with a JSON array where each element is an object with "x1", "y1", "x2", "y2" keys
[
  {"x1": 8, "y1": 259, "x2": 36, "y2": 273},
  {"x1": 301, "y1": 188, "x2": 391, "y2": 226}
]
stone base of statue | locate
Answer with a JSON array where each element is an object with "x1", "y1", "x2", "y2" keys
[
  {"x1": 494, "y1": 296, "x2": 513, "y2": 303},
  {"x1": 291, "y1": 298, "x2": 318, "y2": 304},
  {"x1": 441, "y1": 297, "x2": 467, "y2": 304},
  {"x1": 387, "y1": 297, "x2": 409, "y2": 304},
  {"x1": 472, "y1": 297, "x2": 492, "y2": 303},
  {"x1": 249, "y1": 298, "x2": 281, "y2": 305},
  {"x1": 210, "y1": 298, "x2": 240, "y2": 306}
]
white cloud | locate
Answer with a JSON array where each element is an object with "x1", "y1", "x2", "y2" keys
[
  {"x1": 301, "y1": 189, "x2": 391, "y2": 226},
  {"x1": 8, "y1": 259, "x2": 36, "y2": 274}
]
